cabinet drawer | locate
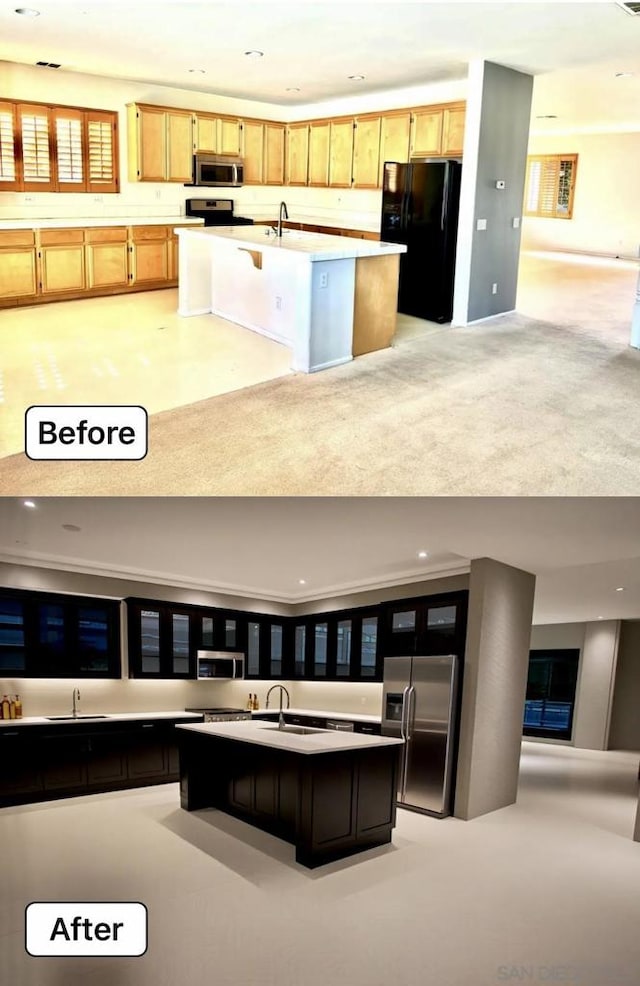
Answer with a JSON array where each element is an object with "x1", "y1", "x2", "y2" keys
[
  {"x1": 85, "y1": 226, "x2": 128, "y2": 243},
  {"x1": 131, "y1": 225, "x2": 169, "y2": 241},
  {"x1": 0, "y1": 229, "x2": 35, "y2": 247},
  {"x1": 39, "y1": 229, "x2": 85, "y2": 246}
]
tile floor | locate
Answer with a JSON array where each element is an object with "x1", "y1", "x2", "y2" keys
[{"x1": 1, "y1": 741, "x2": 639, "y2": 986}]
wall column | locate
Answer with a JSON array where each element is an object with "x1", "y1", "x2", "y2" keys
[
  {"x1": 452, "y1": 60, "x2": 533, "y2": 325},
  {"x1": 454, "y1": 557, "x2": 536, "y2": 820},
  {"x1": 572, "y1": 620, "x2": 620, "y2": 750}
]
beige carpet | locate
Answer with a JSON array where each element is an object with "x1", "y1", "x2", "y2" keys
[{"x1": 2, "y1": 305, "x2": 639, "y2": 495}]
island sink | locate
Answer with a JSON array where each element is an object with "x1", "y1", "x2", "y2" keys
[{"x1": 264, "y1": 725, "x2": 325, "y2": 735}]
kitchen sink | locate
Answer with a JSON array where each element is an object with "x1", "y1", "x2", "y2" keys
[
  {"x1": 45, "y1": 715, "x2": 110, "y2": 720},
  {"x1": 264, "y1": 725, "x2": 325, "y2": 735}
]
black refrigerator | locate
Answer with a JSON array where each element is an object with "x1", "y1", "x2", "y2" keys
[{"x1": 381, "y1": 159, "x2": 462, "y2": 323}]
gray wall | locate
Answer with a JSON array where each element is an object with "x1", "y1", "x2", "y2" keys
[
  {"x1": 608, "y1": 620, "x2": 640, "y2": 752},
  {"x1": 453, "y1": 60, "x2": 533, "y2": 324},
  {"x1": 454, "y1": 557, "x2": 536, "y2": 820}
]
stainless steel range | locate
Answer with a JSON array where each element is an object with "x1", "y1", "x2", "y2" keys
[{"x1": 185, "y1": 707, "x2": 250, "y2": 723}]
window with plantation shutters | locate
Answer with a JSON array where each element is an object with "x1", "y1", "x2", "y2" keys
[
  {"x1": 524, "y1": 154, "x2": 577, "y2": 219},
  {"x1": 19, "y1": 103, "x2": 53, "y2": 191},
  {"x1": 0, "y1": 101, "x2": 19, "y2": 190},
  {"x1": 86, "y1": 111, "x2": 117, "y2": 193},
  {"x1": 0, "y1": 98, "x2": 118, "y2": 193},
  {"x1": 55, "y1": 110, "x2": 84, "y2": 186}
]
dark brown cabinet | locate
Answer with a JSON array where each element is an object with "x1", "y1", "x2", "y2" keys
[
  {"x1": 0, "y1": 715, "x2": 201, "y2": 807},
  {"x1": 0, "y1": 588, "x2": 121, "y2": 679}
]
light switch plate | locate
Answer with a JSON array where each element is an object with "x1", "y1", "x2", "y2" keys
[
  {"x1": 476, "y1": 219, "x2": 487, "y2": 231},
  {"x1": 513, "y1": 217, "x2": 521, "y2": 229}
]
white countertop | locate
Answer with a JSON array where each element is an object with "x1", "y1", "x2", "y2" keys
[
  {"x1": 176, "y1": 224, "x2": 406, "y2": 262},
  {"x1": 0, "y1": 710, "x2": 203, "y2": 728},
  {"x1": 0, "y1": 216, "x2": 205, "y2": 230},
  {"x1": 252, "y1": 707, "x2": 381, "y2": 724},
  {"x1": 177, "y1": 718, "x2": 402, "y2": 755}
]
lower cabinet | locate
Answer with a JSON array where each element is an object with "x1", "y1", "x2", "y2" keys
[
  {"x1": 0, "y1": 223, "x2": 193, "y2": 309},
  {"x1": 0, "y1": 716, "x2": 200, "y2": 807}
]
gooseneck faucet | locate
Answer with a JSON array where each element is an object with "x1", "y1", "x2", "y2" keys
[
  {"x1": 72, "y1": 687, "x2": 80, "y2": 718},
  {"x1": 277, "y1": 200, "x2": 289, "y2": 238},
  {"x1": 265, "y1": 684, "x2": 290, "y2": 729}
]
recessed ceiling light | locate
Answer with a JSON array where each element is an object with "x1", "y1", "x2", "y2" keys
[
  {"x1": 598, "y1": 616, "x2": 604, "y2": 620},
  {"x1": 348, "y1": 74, "x2": 365, "y2": 81},
  {"x1": 615, "y1": 586, "x2": 625, "y2": 592},
  {"x1": 417, "y1": 551, "x2": 428, "y2": 559},
  {"x1": 62, "y1": 523, "x2": 81, "y2": 533},
  {"x1": 535, "y1": 114, "x2": 558, "y2": 119},
  {"x1": 23, "y1": 499, "x2": 36, "y2": 509},
  {"x1": 245, "y1": 50, "x2": 264, "y2": 58},
  {"x1": 299, "y1": 579, "x2": 306, "y2": 585},
  {"x1": 615, "y1": 72, "x2": 634, "y2": 78},
  {"x1": 15, "y1": 7, "x2": 41, "y2": 15},
  {"x1": 286, "y1": 87, "x2": 301, "y2": 92},
  {"x1": 188, "y1": 68, "x2": 206, "y2": 74}
]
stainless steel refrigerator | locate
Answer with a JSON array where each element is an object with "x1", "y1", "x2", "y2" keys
[
  {"x1": 380, "y1": 159, "x2": 462, "y2": 322},
  {"x1": 382, "y1": 654, "x2": 460, "y2": 817}
]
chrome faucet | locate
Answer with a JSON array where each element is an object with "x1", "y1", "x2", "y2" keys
[
  {"x1": 71, "y1": 687, "x2": 80, "y2": 718},
  {"x1": 276, "y1": 201, "x2": 289, "y2": 238},
  {"x1": 265, "y1": 684, "x2": 290, "y2": 729}
]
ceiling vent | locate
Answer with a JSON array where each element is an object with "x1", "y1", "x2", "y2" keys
[
  {"x1": 35, "y1": 61, "x2": 61, "y2": 68},
  {"x1": 615, "y1": 1, "x2": 640, "y2": 13}
]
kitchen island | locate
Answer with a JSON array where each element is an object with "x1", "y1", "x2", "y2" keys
[
  {"x1": 177, "y1": 720, "x2": 403, "y2": 868},
  {"x1": 176, "y1": 226, "x2": 406, "y2": 373}
]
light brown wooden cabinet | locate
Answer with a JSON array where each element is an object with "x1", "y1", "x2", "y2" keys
[
  {"x1": 194, "y1": 114, "x2": 242, "y2": 156},
  {"x1": 39, "y1": 229, "x2": 86, "y2": 295},
  {"x1": 378, "y1": 113, "x2": 411, "y2": 184},
  {"x1": 442, "y1": 106, "x2": 466, "y2": 156},
  {"x1": 242, "y1": 120, "x2": 265, "y2": 184},
  {"x1": 130, "y1": 226, "x2": 169, "y2": 284},
  {"x1": 410, "y1": 109, "x2": 443, "y2": 158},
  {"x1": 0, "y1": 230, "x2": 38, "y2": 300},
  {"x1": 264, "y1": 123, "x2": 285, "y2": 185},
  {"x1": 128, "y1": 104, "x2": 193, "y2": 182},
  {"x1": 285, "y1": 124, "x2": 309, "y2": 185},
  {"x1": 328, "y1": 119, "x2": 354, "y2": 188},
  {"x1": 353, "y1": 117, "x2": 381, "y2": 189},
  {"x1": 308, "y1": 121, "x2": 330, "y2": 186},
  {"x1": 85, "y1": 227, "x2": 129, "y2": 289}
]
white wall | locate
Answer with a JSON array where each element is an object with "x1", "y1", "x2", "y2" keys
[
  {"x1": 521, "y1": 132, "x2": 640, "y2": 260},
  {"x1": 0, "y1": 61, "x2": 465, "y2": 232}
]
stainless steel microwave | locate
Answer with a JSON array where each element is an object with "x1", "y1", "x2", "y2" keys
[
  {"x1": 196, "y1": 651, "x2": 244, "y2": 679},
  {"x1": 193, "y1": 153, "x2": 244, "y2": 187}
]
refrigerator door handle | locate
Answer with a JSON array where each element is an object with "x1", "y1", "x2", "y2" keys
[
  {"x1": 440, "y1": 169, "x2": 449, "y2": 231},
  {"x1": 399, "y1": 684, "x2": 411, "y2": 801},
  {"x1": 406, "y1": 685, "x2": 416, "y2": 741}
]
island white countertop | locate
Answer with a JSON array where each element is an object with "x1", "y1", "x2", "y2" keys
[
  {"x1": 177, "y1": 718, "x2": 402, "y2": 755},
  {"x1": 0, "y1": 216, "x2": 205, "y2": 230},
  {"x1": 251, "y1": 707, "x2": 381, "y2": 724},
  {"x1": 176, "y1": 224, "x2": 406, "y2": 262},
  {"x1": 0, "y1": 710, "x2": 203, "y2": 727}
]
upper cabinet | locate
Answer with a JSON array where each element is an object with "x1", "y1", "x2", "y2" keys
[
  {"x1": 193, "y1": 114, "x2": 242, "y2": 156},
  {"x1": 441, "y1": 106, "x2": 466, "y2": 156},
  {"x1": 352, "y1": 117, "x2": 381, "y2": 189},
  {"x1": 381, "y1": 591, "x2": 468, "y2": 659},
  {"x1": 0, "y1": 588, "x2": 121, "y2": 679},
  {"x1": 308, "y1": 121, "x2": 330, "y2": 186},
  {"x1": 127, "y1": 104, "x2": 193, "y2": 182},
  {"x1": 264, "y1": 123, "x2": 285, "y2": 185},
  {"x1": 242, "y1": 121, "x2": 285, "y2": 185},
  {"x1": 328, "y1": 118, "x2": 354, "y2": 188},
  {"x1": 285, "y1": 124, "x2": 309, "y2": 185},
  {"x1": 378, "y1": 112, "x2": 412, "y2": 183},
  {"x1": 410, "y1": 108, "x2": 443, "y2": 158}
]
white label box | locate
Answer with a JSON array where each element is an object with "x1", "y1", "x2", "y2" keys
[
  {"x1": 25, "y1": 901, "x2": 148, "y2": 957},
  {"x1": 25, "y1": 405, "x2": 148, "y2": 460}
]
